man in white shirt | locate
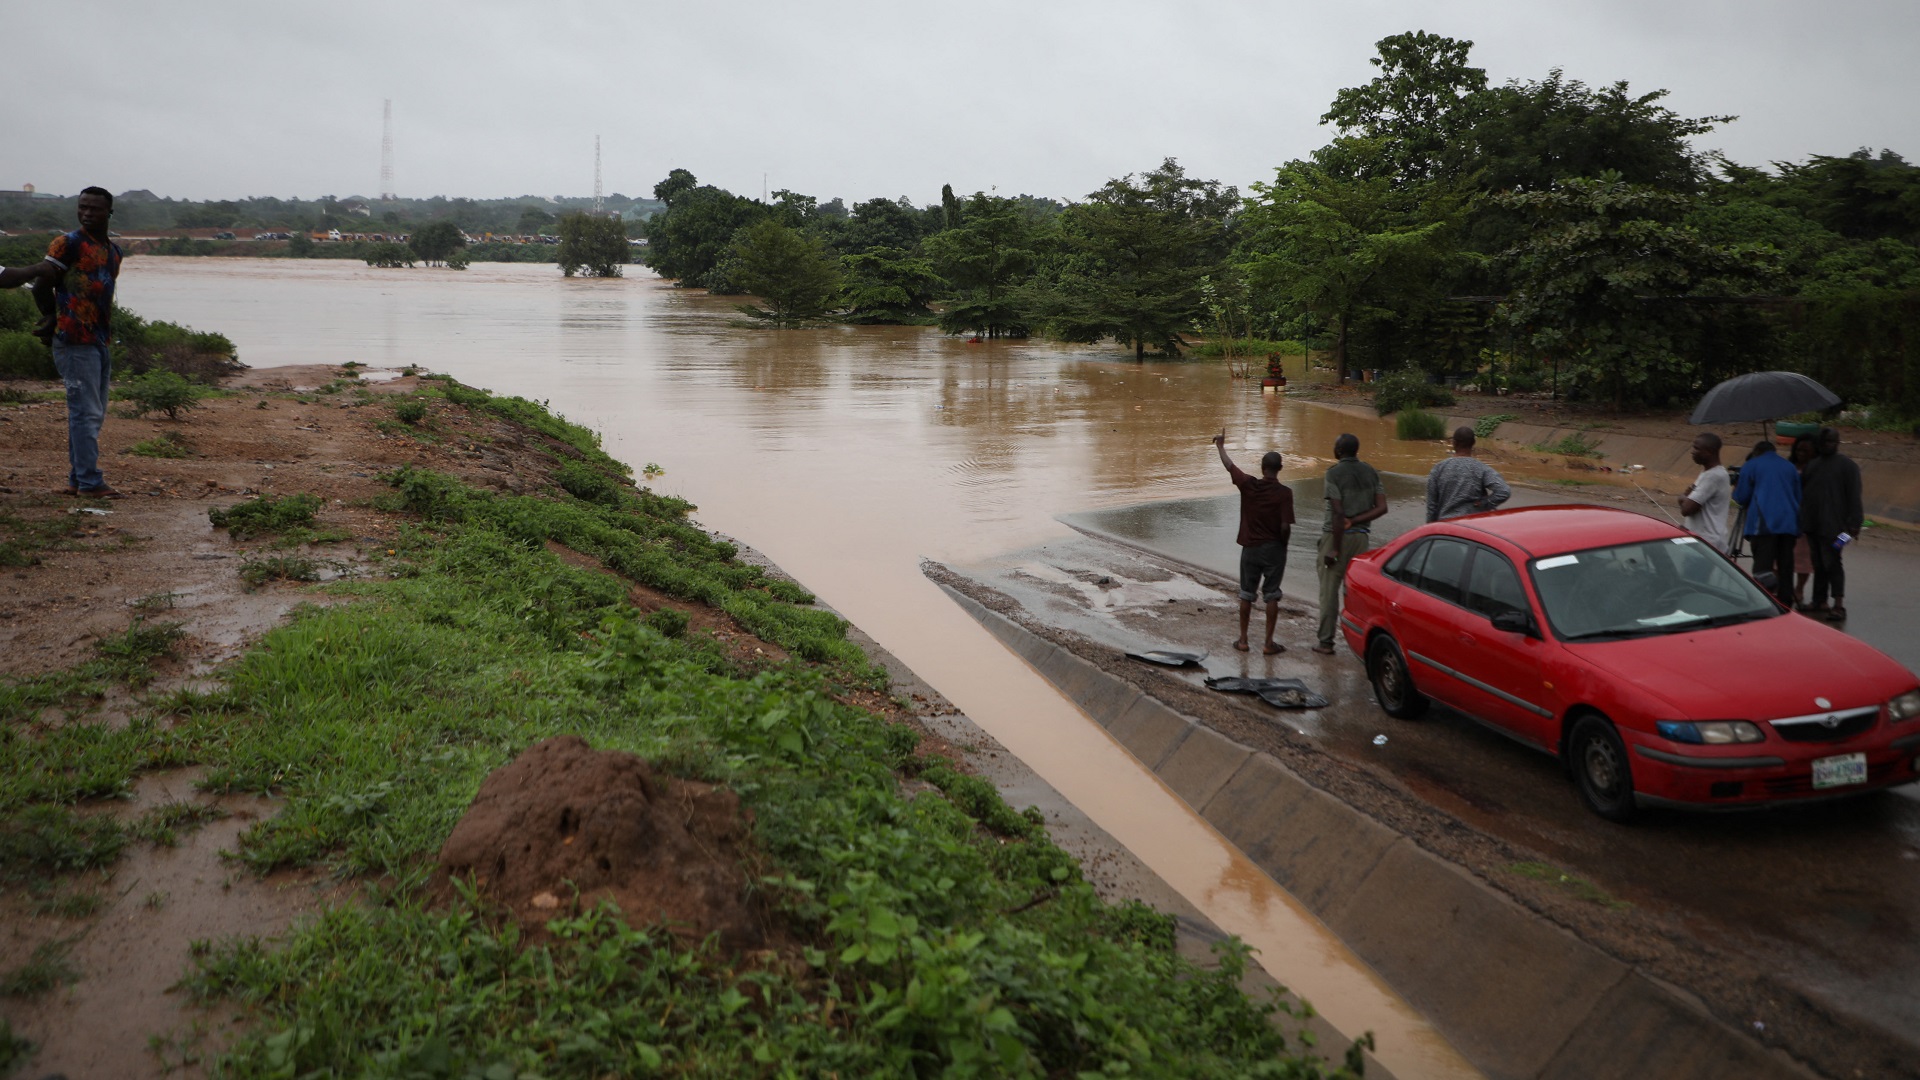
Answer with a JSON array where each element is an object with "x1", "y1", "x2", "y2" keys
[{"x1": 1679, "y1": 433, "x2": 1731, "y2": 552}]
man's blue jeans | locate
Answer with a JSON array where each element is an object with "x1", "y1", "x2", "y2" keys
[{"x1": 51, "y1": 341, "x2": 111, "y2": 491}]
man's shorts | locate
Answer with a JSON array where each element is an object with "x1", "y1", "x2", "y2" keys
[{"x1": 1238, "y1": 541, "x2": 1287, "y2": 603}]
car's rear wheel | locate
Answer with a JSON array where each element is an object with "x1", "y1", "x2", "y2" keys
[
  {"x1": 1569, "y1": 714, "x2": 1637, "y2": 823},
  {"x1": 1367, "y1": 634, "x2": 1427, "y2": 719}
]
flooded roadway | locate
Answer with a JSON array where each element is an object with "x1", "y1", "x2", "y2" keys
[
  {"x1": 129, "y1": 257, "x2": 1920, "y2": 1068},
  {"x1": 130, "y1": 258, "x2": 1480, "y2": 1078}
]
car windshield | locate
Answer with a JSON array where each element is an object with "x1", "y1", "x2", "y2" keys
[{"x1": 1529, "y1": 537, "x2": 1781, "y2": 641}]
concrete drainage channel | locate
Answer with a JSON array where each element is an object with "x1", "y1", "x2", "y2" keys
[{"x1": 940, "y1": 584, "x2": 1816, "y2": 1080}]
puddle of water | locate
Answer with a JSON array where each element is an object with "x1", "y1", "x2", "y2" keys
[{"x1": 128, "y1": 258, "x2": 1481, "y2": 1078}]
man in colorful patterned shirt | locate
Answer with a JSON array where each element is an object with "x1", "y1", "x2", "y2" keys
[{"x1": 0, "y1": 187, "x2": 124, "y2": 496}]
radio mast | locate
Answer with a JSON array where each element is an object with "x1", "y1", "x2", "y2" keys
[
  {"x1": 593, "y1": 135, "x2": 604, "y2": 216},
  {"x1": 380, "y1": 100, "x2": 396, "y2": 201}
]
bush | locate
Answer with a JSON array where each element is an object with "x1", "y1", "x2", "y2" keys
[
  {"x1": 393, "y1": 399, "x2": 427, "y2": 425},
  {"x1": 208, "y1": 493, "x2": 322, "y2": 540},
  {"x1": 0, "y1": 289, "x2": 40, "y2": 333},
  {"x1": 645, "y1": 607, "x2": 690, "y2": 638},
  {"x1": 0, "y1": 331, "x2": 54, "y2": 380},
  {"x1": 1396, "y1": 408, "x2": 1447, "y2": 440},
  {"x1": 1373, "y1": 367, "x2": 1456, "y2": 415},
  {"x1": 363, "y1": 242, "x2": 415, "y2": 269},
  {"x1": 120, "y1": 369, "x2": 203, "y2": 420},
  {"x1": 1534, "y1": 434, "x2": 1605, "y2": 458},
  {"x1": 1474, "y1": 413, "x2": 1519, "y2": 438}
]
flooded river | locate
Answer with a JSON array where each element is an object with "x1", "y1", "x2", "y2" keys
[{"x1": 131, "y1": 258, "x2": 1490, "y2": 1074}]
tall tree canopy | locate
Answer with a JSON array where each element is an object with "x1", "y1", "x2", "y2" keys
[{"x1": 1028, "y1": 159, "x2": 1236, "y2": 360}]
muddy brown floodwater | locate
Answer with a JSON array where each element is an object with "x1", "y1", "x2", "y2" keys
[{"x1": 126, "y1": 257, "x2": 1499, "y2": 1077}]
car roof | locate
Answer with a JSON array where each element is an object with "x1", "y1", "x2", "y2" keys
[{"x1": 1442, "y1": 505, "x2": 1681, "y2": 559}]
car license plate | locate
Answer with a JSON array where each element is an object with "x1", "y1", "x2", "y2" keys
[{"x1": 1811, "y1": 752, "x2": 1867, "y2": 789}]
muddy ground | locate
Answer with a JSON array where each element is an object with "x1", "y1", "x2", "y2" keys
[{"x1": 0, "y1": 366, "x2": 977, "y2": 1078}]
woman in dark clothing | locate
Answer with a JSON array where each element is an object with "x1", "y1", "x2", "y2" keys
[{"x1": 1790, "y1": 435, "x2": 1816, "y2": 606}]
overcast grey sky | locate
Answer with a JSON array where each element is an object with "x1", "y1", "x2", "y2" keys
[{"x1": 9, "y1": 0, "x2": 1917, "y2": 205}]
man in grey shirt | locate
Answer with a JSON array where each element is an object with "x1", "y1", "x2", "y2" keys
[{"x1": 1426, "y1": 427, "x2": 1511, "y2": 522}]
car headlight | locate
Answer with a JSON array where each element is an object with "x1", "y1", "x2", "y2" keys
[
  {"x1": 1889, "y1": 689, "x2": 1920, "y2": 722},
  {"x1": 1656, "y1": 720, "x2": 1766, "y2": 745}
]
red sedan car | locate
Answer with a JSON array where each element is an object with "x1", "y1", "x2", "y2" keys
[{"x1": 1338, "y1": 505, "x2": 1920, "y2": 821}]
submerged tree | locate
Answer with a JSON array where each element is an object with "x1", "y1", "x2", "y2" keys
[
  {"x1": 923, "y1": 193, "x2": 1044, "y2": 338},
  {"x1": 1027, "y1": 159, "x2": 1236, "y2": 360},
  {"x1": 408, "y1": 221, "x2": 466, "y2": 267},
  {"x1": 557, "y1": 213, "x2": 630, "y2": 278},
  {"x1": 728, "y1": 219, "x2": 842, "y2": 325}
]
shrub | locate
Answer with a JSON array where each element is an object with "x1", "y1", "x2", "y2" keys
[
  {"x1": 1534, "y1": 434, "x2": 1604, "y2": 458},
  {"x1": 240, "y1": 556, "x2": 322, "y2": 590},
  {"x1": 363, "y1": 242, "x2": 415, "y2": 269},
  {"x1": 1373, "y1": 367, "x2": 1455, "y2": 415},
  {"x1": 208, "y1": 493, "x2": 322, "y2": 540},
  {"x1": 126, "y1": 432, "x2": 191, "y2": 458},
  {"x1": 645, "y1": 607, "x2": 690, "y2": 638},
  {"x1": 0, "y1": 331, "x2": 54, "y2": 380},
  {"x1": 394, "y1": 399, "x2": 427, "y2": 425},
  {"x1": 121, "y1": 369, "x2": 203, "y2": 420},
  {"x1": 1474, "y1": 413, "x2": 1519, "y2": 438},
  {"x1": 554, "y1": 460, "x2": 623, "y2": 505},
  {"x1": 1396, "y1": 408, "x2": 1447, "y2": 440}
]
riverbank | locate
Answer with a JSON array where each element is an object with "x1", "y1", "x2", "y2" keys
[{"x1": 0, "y1": 367, "x2": 1361, "y2": 1078}]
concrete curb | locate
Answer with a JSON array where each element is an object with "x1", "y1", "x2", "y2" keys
[{"x1": 941, "y1": 583, "x2": 1819, "y2": 1080}]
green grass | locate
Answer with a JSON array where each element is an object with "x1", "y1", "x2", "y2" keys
[
  {"x1": 130, "y1": 800, "x2": 227, "y2": 847},
  {"x1": 209, "y1": 493, "x2": 324, "y2": 540},
  {"x1": 1532, "y1": 434, "x2": 1605, "y2": 459},
  {"x1": 0, "y1": 507, "x2": 77, "y2": 569},
  {"x1": 126, "y1": 431, "x2": 192, "y2": 458},
  {"x1": 1473, "y1": 413, "x2": 1519, "y2": 438},
  {"x1": 29, "y1": 885, "x2": 105, "y2": 919},
  {"x1": 239, "y1": 556, "x2": 323, "y2": 590},
  {"x1": 1395, "y1": 408, "x2": 1447, "y2": 440},
  {"x1": 1188, "y1": 337, "x2": 1303, "y2": 360},
  {"x1": 0, "y1": 392, "x2": 1355, "y2": 1078},
  {"x1": 0, "y1": 939, "x2": 78, "y2": 998},
  {"x1": 1508, "y1": 861, "x2": 1631, "y2": 910},
  {"x1": 0, "y1": 1016, "x2": 33, "y2": 1072}
]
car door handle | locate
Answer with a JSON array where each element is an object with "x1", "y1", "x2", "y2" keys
[{"x1": 1459, "y1": 633, "x2": 1477, "y2": 647}]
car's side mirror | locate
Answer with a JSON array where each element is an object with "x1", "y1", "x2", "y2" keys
[{"x1": 1490, "y1": 609, "x2": 1536, "y2": 636}]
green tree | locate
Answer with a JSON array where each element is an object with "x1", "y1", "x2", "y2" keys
[
  {"x1": 1239, "y1": 161, "x2": 1461, "y2": 380},
  {"x1": 923, "y1": 193, "x2": 1045, "y2": 337},
  {"x1": 408, "y1": 221, "x2": 466, "y2": 266},
  {"x1": 557, "y1": 213, "x2": 630, "y2": 278},
  {"x1": 840, "y1": 247, "x2": 942, "y2": 323},
  {"x1": 643, "y1": 181, "x2": 766, "y2": 287},
  {"x1": 1318, "y1": 30, "x2": 1489, "y2": 186},
  {"x1": 1497, "y1": 174, "x2": 1775, "y2": 408},
  {"x1": 363, "y1": 242, "x2": 416, "y2": 268},
  {"x1": 1471, "y1": 71, "x2": 1732, "y2": 196},
  {"x1": 1027, "y1": 159, "x2": 1236, "y2": 360},
  {"x1": 727, "y1": 219, "x2": 842, "y2": 324},
  {"x1": 653, "y1": 168, "x2": 699, "y2": 207},
  {"x1": 287, "y1": 230, "x2": 313, "y2": 257},
  {"x1": 516, "y1": 206, "x2": 555, "y2": 235}
]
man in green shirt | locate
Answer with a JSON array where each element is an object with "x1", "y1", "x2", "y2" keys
[{"x1": 1314, "y1": 433, "x2": 1388, "y2": 654}]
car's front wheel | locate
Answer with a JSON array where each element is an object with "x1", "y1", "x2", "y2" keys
[
  {"x1": 1367, "y1": 634, "x2": 1427, "y2": 719},
  {"x1": 1569, "y1": 714, "x2": 1637, "y2": 823}
]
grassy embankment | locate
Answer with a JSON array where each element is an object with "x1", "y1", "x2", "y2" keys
[{"x1": 1, "y1": 380, "x2": 1359, "y2": 1077}]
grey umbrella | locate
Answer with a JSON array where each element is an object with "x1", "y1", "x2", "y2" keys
[{"x1": 1689, "y1": 371, "x2": 1841, "y2": 425}]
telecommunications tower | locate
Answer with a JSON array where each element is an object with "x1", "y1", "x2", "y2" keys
[
  {"x1": 593, "y1": 135, "x2": 604, "y2": 216},
  {"x1": 380, "y1": 100, "x2": 396, "y2": 201}
]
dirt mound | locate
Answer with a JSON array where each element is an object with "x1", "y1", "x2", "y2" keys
[{"x1": 435, "y1": 736, "x2": 768, "y2": 952}]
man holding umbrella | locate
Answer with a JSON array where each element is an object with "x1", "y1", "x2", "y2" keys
[{"x1": 1800, "y1": 427, "x2": 1862, "y2": 621}]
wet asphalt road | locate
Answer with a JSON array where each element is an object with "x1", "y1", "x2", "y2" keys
[{"x1": 1016, "y1": 483, "x2": 1920, "y2": 1042}]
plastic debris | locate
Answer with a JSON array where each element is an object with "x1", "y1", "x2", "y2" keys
[
  {"x1": 1126, "y1": 649, "x2": 1209, "y2": 668},
  {"x1": 1372, "y1": 735, "x2": 1388, "y2": 746},
  {"x1": 70, "y1": 507, "x2": 111, "y2": 516}
]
